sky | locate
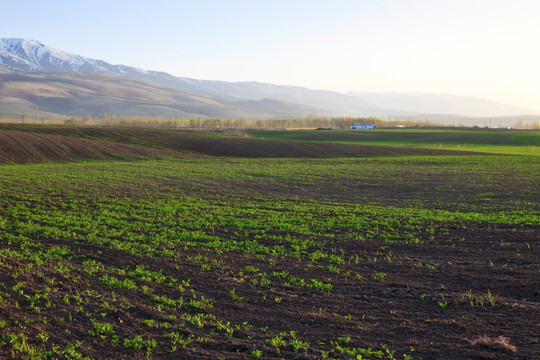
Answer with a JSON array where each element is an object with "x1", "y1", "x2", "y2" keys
[{"x1": 2, "y1": 0, "x2": 540, "y2": 111}]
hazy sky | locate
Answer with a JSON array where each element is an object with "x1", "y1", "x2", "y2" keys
[{"x1": 3, "y1": 0, "x2": 539, "y2": 110}]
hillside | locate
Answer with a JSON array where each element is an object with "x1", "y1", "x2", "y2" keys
[
  {"x1": 3, "y1": 38, "x2": 536, "y2": 120},
  {"x1": 0, "y1": 72, "x2": 322, "y2": 118},
  {"x1": 0, "y1": 128, "x2": 187, "y2": 163},
  {"x1": 0, "y1": 124, "x2": 484, "y2": 160},
  {"x1": 347, "y1": 91, "x2": 535, "y2": 117}
]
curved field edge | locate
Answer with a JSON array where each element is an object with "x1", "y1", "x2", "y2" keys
[
  {"x1": 0, "y1": 129, "x2": 188, "y2": 164},
  {"x1": 251, "y1": 129, "x2": 540, "y2": 156},
  {"x1": 0, "y1": 155, "x2": 538, "y2": 359},
  {"x1": 0, "y1": 124, "x2": 486, "y2": 158}
]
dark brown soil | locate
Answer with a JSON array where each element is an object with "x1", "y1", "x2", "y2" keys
[
  {"x1": 0, "y1": 223, "x2": 537, "y2": 359},
  {"x1": 0, "y1": 129, "x2": 184, "y2": 163},
  {"x1": 0, "y1": 127, "x2": 537, "y2": 360},
  {"x1": 0, "y1": 125, "x2": 481, "y2": 159}
]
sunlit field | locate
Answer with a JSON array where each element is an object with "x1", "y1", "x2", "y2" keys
[{"x1": 0, "y1": 126, "x2": 538, "y2": 359}]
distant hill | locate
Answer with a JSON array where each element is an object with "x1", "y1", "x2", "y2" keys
[
  {"x1": 347, "y1": 91, "x2": 536, "y2": 118},
  {"x1": 0, "y1": 72, "x2": 323, "y2": 118},
  {"x1": 1, "y1": 38, "x2": 537, "y2": 121},
  {"x1": 0, "y1": 38, "x2": 384, "y2": 117}
]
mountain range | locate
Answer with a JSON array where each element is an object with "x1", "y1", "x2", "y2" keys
[{"x1": 0, "y1": 38, "x2": 537, "y2": 123}]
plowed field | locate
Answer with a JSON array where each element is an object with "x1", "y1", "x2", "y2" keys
[
  {"x1": 0, "y1": 126, "x2": 538, "y2": 360},
  {"x1": 0, "y1": 124, "x2": 480, "y2": 159},
  {"x1": 0, "y1": 129, "x2": 182, "y2": 163}
]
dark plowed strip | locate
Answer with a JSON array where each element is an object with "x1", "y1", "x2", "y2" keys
[{"x1": 0, "y1": 129, "x2": 184, "y2": 163}]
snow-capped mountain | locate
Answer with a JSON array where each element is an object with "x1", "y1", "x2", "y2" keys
[
  {"x1": 1, "y1": 38, "x2": 99, "y2": 72},
  {"x1": 0, "y1": 38, "x2": 382, "y2": 116},
  {"x1": 0, "y1": 39, "x2": 327, "y2": 118},
  {"x1": 0, "y1": 38, "x2": 151, "y2": 75},
  {"x1": 1, "y1": 38, "x2": 536, "y2": 119}
]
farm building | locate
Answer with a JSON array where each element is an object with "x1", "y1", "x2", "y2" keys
[{"x1": 350, "y1": 123, "x2": 375, "y2": 130}]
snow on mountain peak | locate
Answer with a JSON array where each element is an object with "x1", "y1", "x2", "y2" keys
[{"x1": 0, "y1": 38, "x2": 99, "y2": 71}]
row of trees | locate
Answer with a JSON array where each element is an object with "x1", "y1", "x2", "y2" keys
[
  {"x1": 2, "y1": 113, "x2": 538, "y2": 129},
  {"x1": 60, "y1": 114, "x2": 442, "y2": 129}
]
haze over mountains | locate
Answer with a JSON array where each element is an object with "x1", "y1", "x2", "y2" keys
[{"x1": 0, "y1": 38, "x2": 537, "y2": 124}]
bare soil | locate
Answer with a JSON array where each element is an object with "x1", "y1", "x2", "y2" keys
[
  {"x1": 0, "y1": 129, "x2": 184, "y2": 163},
  {"x1": 0, "y1": 125, "x2": 480, "y2": 159},
  {"x1": 0, "y1": 222, "x2": 537, "y2": 359},
  {"x1": 0, "y1": 127, "x2": 537, "y2": 359}
]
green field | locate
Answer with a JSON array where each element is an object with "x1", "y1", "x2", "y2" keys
[
  {"x1": 252, "y1": 129, "x2": 540, "y2": 156},
  {"x1": 0, "y1": 127, "x2": 538, "y2": 359}
]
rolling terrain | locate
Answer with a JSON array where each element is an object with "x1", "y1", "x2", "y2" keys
[
  {"x1": 0, "y1": 128, "x2": 184, "y2": 163},
  {"x1": 0, "y1": 124, "x2": 485, "y2": 160},
  {"x1": 252, "y1": 128, "x2": 540, "y2": 156},
  {"x1": 0, "y1": 72, "x2": 322, "y2": 118},
  {"x1": 2, "y1": 38, "x2": 537, "y2": 121},
  {"x1": 0, "y1": 126, "x2": 538, "y2": 359},
  {"x1": 347, "y1": 91, "x2": 533, "y2": 118}
]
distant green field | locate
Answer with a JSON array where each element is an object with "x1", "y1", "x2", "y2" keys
[{"x1": 251, "y1": 129, "x2": 540, "y2": 156}]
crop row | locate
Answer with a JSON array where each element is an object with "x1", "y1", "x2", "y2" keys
[{"x1": 0, "y1": 154, "x2": 538, "y2": 359}]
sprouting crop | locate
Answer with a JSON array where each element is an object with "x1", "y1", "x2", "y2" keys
[{"x1": 0, "y1": 128, "x2": 537, "y2": 359}]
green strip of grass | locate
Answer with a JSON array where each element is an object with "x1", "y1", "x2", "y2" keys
[{"x1": 251, "y1": 129, "x2": 540, "y2": 156}]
